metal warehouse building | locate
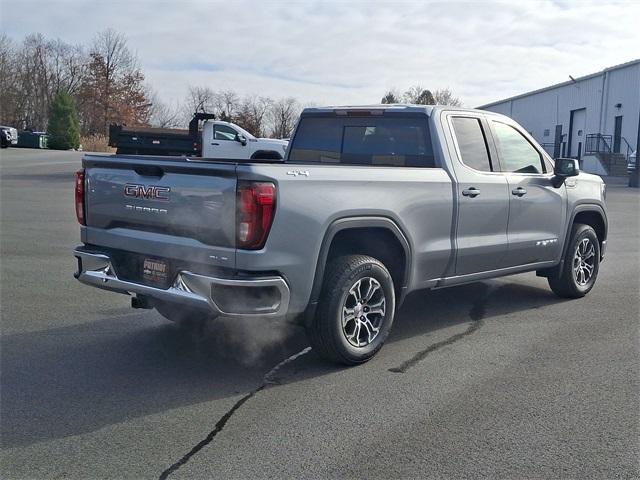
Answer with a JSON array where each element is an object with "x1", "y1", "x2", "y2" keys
[{"x1": 480, "y1": 59, "x2": 640, "y2": 176}]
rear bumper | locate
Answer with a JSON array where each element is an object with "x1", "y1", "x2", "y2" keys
[{"x1": 73, "y1": 249, "x2": 290, "y2": 318}]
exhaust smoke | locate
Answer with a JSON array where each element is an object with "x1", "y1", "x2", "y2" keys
[{"x1": 185, "y1": 315, "x2": 307, "y2": 367}]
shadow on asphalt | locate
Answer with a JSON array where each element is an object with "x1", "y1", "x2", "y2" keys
[
  {"x1": 0, "y1": 279, "x2": 565, "y2": 448},
  {"x1": 2, "y1": 172, "x2": 75, "y2": 183}
]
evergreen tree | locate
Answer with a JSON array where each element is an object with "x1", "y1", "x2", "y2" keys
[
  {"x1": 381, "y1": 90, "x2": 400, "y2": 104},
  {"x1": 48, "y1": 90, "x2": 80, "y2": 150}
]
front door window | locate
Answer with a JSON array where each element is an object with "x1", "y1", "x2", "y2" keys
[
  {"x1": 213, "y1": 125, "x2": 238, "y2": 141},
  {"x1": 492, "y1": 122, "x2": 545, "y2": 174}
]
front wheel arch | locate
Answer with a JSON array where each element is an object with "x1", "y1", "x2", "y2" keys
[
  {"x1": 561, "y1": 205, "x2": 607, "y2": 264},
  {"x1": 548, "y1": 223, "x2": 600, "y2": 298},
  {"x1": 540, "y1": 206, "x2": 606, "y2": 280}
]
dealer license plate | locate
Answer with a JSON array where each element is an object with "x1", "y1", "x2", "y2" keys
[{"x1": 142, "y1": 258, "x2": 169, "y2": 286}]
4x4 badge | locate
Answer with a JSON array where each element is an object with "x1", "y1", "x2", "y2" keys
[{"x1": 286, "y1": 170, "x2": 310, "y2": 177}]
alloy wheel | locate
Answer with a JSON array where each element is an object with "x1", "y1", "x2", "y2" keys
[
  {"x1": 342, "y1": 277, "x2": 386, "y2": 348},
  {"x1": 573, "y1": 238, "x2": 596, "y2": 286}
]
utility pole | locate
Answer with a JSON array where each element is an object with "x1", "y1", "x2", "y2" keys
[{"x1": 630, "y1": 107, "x2": 640, "y2": 188}]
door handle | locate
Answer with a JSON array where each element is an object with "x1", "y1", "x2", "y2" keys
[
  {"x1": 211, "y1": 142, "x2": 220, "y2": 146},
  {"x1": 512, "y1": 187, "x2": 527, "y2": 197},
  {"x1": 462, "y1": 187, "x2": 480, "y2": 197}
]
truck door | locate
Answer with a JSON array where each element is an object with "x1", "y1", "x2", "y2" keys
[
  {"x1": 447, "y1": 114, "x2": 510, "y2": 275},
  {"x1": 209, "y1": 124, "x2": 245, "y2": 159},
  {"x1": 488, "y1": 120, "x2": 566, "y2": 267}
]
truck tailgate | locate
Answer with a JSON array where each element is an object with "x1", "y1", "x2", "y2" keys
[{"x1": 83, "y1": 155, "x2": 237, "y2": 257}]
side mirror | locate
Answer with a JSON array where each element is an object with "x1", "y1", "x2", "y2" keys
[
  {"x1": 552, "y1": 157, "x2": 579, "y2": 187},
  {"x1": 235, "y1": 134, "x2": 247, "y2": 146}
]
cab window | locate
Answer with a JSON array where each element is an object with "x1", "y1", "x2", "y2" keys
[{"x1": 213, "y1": 125, "x2": 238, "y2": 141}]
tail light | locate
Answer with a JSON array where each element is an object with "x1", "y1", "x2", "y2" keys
[
  {"x1": 236, "y1": 181, "x2": 276, "y2": 249},
  {"x1": 75, "y1": 169, "x2": 85, "y2": 225}
]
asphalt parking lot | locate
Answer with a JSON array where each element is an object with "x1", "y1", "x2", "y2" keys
[{"x1": 1, "y1": 148, "x2": 639, "y2": 479}]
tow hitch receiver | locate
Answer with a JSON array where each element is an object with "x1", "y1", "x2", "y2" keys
[{"x1": 131, "y1": 295, "x2": 153, "y2": 309}]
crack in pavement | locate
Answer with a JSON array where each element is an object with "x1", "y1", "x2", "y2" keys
[
  {"x1": 388, "y1": 319, "x2": 484, "y2": 373},
  {"x1": 158, "y1": 347, "x2": 311, "y2": 480},
  {"x1": 158, "y1": 285, "x2": 497, "y2": 476},
  {"x1": 388, "y1": 285, "x2": 494, "y2": 373}
]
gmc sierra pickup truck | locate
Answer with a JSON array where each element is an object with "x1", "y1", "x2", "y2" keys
[{"x1": 74, "y1": 105, "x2": 607, "y2": 365}]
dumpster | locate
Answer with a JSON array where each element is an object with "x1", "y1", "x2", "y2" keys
[{"x1": 17, "y1": 131, "x2": 49, "y2": 149}]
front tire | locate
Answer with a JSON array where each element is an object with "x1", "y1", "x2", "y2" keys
[
  {"x1": 307, "y1": 255, "x2": 396, "y2": 365},
  {"x1": 548, "y1": 224, "x2": 600, "y2": 298}
]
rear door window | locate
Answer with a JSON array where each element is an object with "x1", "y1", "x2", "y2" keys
[
  {"x1": 451, "y1": 117, "x2": 493, "y2": 172},
  {"x1": 288, "y1": 116, "x2": 435, "y2": 167}
]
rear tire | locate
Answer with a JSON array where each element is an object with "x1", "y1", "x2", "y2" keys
[
  {"x1": 548, "y1": 224, "x2": 600, "y2": 298},
  {"x1": 307, "y1": 255, "x2": 396, "y2": 365},
  {"x1": 154, "y1": 300, "x2": 213, "y2": 329}
]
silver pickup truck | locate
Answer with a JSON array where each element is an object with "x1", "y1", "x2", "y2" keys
[{"x1": 74, "y1": 105, "x2": 607, "y2": 365}]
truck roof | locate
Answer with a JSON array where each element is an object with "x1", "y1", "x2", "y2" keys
[{"x1": 300, "y1": 104, "x2": 488, "y2": 116}]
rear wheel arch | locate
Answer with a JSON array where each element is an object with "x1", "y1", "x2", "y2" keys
[
  {"x1": 306, "y1": 254, "x2": 396, "y2": 364},
  {"x1": 306, "y1": 217, "x2": 412, "y2": 322}
]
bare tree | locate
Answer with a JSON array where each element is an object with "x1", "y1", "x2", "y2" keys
[
  {"x1": 213, "y1": 89, "x2": 240, "y2": 122},
  {"x1": 149, "y1": 94, "x2": 183, "y2": 128},
  {"x1": 182, "y1": 87, "x2": 243, "y2": 125},
  {"x1": 47, "y1": 39, "x2": 86, "y2": 97},
  {"x1": 269, "y1": 97, "x2": 300, "y2": 139},
  {"x1": 185, "y1": 85, "x2": 216, "y2": 115},
  {"x1": 0, "y1": 34, "x2": 88, "y2": 130},
  {"x1": 0, "y1": 34, "x2": 19, "y2": 126},
  {"x1": 14, "y1": 34, "x2": 52, "y2": 129},
  {"x1": 235, "y1": 95, "x2": 273, "y2": 137},
  {"x1": 433, "y1": 87, "x2": 462, "y2": 106}
]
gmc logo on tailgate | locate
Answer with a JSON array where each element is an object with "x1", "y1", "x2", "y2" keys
[{"x1": 123, "y1": 184, "x2": 170, "y2": 201}]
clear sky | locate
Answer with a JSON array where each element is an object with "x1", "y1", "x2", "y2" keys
[{"x1": 2, "y1": 0, "x2": 639, "y2": 107}]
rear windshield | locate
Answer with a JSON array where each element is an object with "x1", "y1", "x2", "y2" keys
[{"x1": 288, "y1": 116, "x2": 435, "y2": 167}]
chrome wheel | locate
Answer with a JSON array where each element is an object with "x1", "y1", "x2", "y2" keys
[
  {"x1": 573, "y1": 238, "x2": 596, "y2": 286},
  {"x1": 342, "y1": 277, "x2": 386, "y2": 348}
]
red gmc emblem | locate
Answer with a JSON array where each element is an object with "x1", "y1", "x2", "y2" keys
[{"x1": 123, "y1": 183, "x2": 170, "y2": 201}]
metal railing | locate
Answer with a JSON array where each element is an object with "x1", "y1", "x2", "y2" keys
[
  {"x1": 585, "y1": 134, "x2": 612, "y2": 155},
  {"x1": 620, "y1": 136, "x2": 635, "y2": 161}
]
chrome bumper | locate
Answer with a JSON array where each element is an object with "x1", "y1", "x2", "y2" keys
[{"x1": 73, "y1": 250, "x2": 290, "y2": 317}]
